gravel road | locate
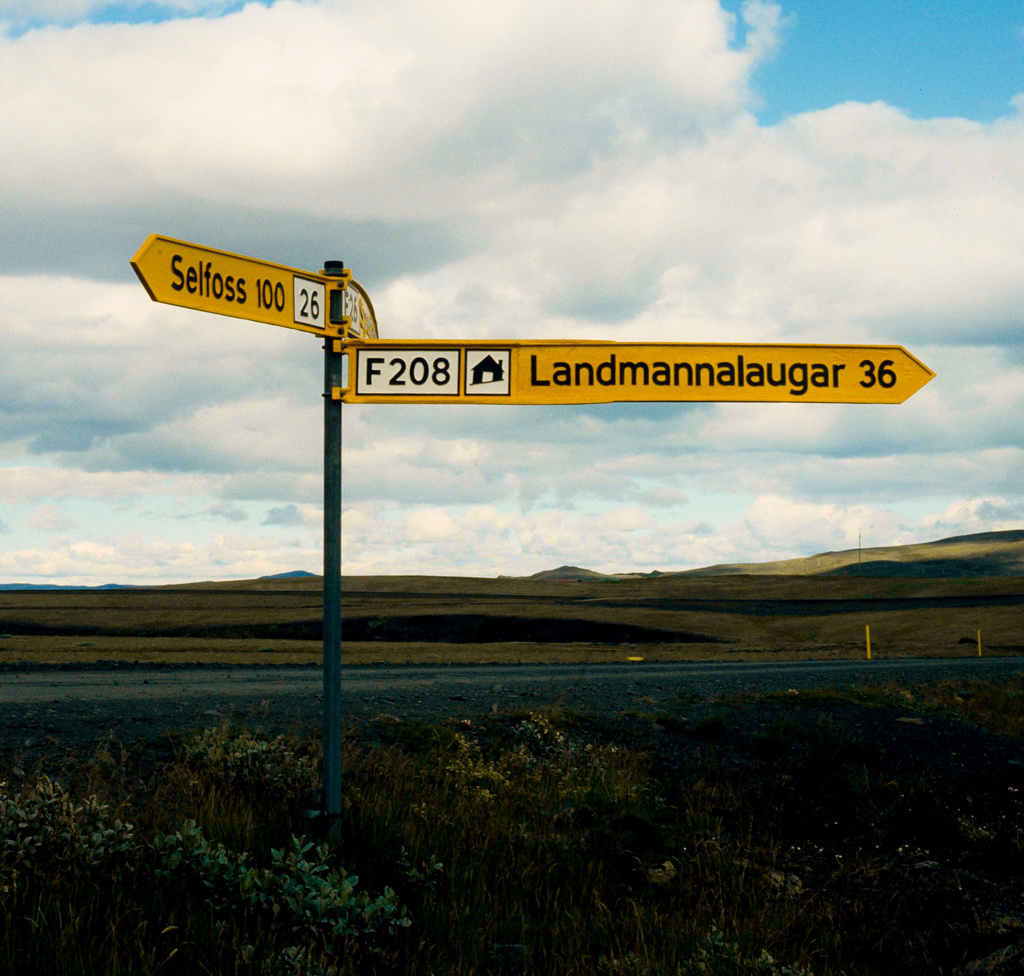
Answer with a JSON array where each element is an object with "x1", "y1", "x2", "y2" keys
[{"x1": 1, "y1": 656, "x2": 1022, "y2": 755}]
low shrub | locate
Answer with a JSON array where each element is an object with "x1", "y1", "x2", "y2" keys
[
  {"x1": 2, "y1": 686, "x2": 1023, "y2": 974},
  {"x1": 690, "y1": 712, "x2": 729, "y2": 740}
]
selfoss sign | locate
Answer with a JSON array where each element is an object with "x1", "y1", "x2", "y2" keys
[
  {"x1": 340, "y1": 340, "x2": 934, "y2": 405},
  {"x1": 131, "y1": 234, "x2": 377, "y2": 339}
]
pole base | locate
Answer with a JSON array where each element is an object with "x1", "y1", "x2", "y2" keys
[{"x1": 302, "y1": 789, "x2": 342, "y2": 840}]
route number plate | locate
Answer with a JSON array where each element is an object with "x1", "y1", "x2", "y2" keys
[
  {"x1": 293, "y1": 276, "x2": 326, "y2": 330},
  {"x1": 355, "y1": 348, "x2": 461, "y2": 396}
]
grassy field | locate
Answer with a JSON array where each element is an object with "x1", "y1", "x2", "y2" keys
[
  {"x1": 0, "y1": 573, "x2": 1021, "y2": 663},
  {"x1": 3, "y1": 676, "x2": 1024, "y2": 974}
]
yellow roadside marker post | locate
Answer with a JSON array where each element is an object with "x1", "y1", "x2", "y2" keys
[
  {"x1": 131, "y1": 233, "x2": 937, "y2": 830},
  {"x1": 866, "y1": 625, "x2": 872, "y2": 660},
  {"x1": 978, "y1": 629, "x2": 982, "y2": 658}
]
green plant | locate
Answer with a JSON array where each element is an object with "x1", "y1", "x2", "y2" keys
[
  {"x1": 396, "y1": 845, "x2": 443, "y2": 895},
  {"x1": 183, "y1": 725, "x2": 319, "y2": 793},
  {"x1": 750, "y1": 718, "x2": 800, "y2": 759},
  {"x1": 0, "y1": 775, "x2": 137, "y2": 875},
  {"x1": 155, "y1": 822, "x2": 409, "y2": 946},
  {"x1": 690, "y1": 712, "x2": 729, "y2": 740},
  {"x1": 678, "y1": 927, "x2": 814, "y2": 975}
]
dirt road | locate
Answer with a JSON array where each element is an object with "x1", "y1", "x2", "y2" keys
[{"x1": 2, "y1": 657, "x2": 1022, "y2": 756}]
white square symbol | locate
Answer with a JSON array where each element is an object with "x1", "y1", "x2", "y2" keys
[{"x1": 465, "y1": 349, "x2": 511, "y2": 396}]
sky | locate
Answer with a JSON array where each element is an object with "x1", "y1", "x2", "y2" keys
[{"x1": 0, "y1": 0, "x2": 1022, "y2": 583}]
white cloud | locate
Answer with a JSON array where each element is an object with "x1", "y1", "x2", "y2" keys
[
  {"x1": 741, "y1": 495, "x2": 905, "y2": 552},
  {"x1": 920, "y1": 498, "x2": 1024, "y2": 539},
  {"x1": 338, "y1": 497, "x2": 899, "y2": 575},
  {"x1": 25, "y1": 503, "x2": 76, "y2": 531},
  {"x1": 202, "y1": 502, "x2": 248, "y2": 522},
  {"x1": 0, "y1": 0, "x2": 778, "y2": 223},
  {"x1": 262, "y1": 503, "x2": 302, "y2": 527},
  {"x1": 0, "y1": 273, "x2": 320, "y2": 472},
  {"x1": 419, "y1": 104, "x2": 1024, "y2": 348},
  {"x1": 636, "y1": 487, "x2": 690, "y2": 507},
  {"x1": 0, "y1": 529, "x2": 318, "y2": 585},
  {"x1": 0, "y1": 466, "x2": 200, "y2": 505},
  {"x1": 0, "y1": 2, "x2": 1022, "y2": 582}
]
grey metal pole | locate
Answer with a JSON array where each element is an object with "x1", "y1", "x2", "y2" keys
[{"x1": 322, "y1": 265, "x2": 345, "y2": 823}]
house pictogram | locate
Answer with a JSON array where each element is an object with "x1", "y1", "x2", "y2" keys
[{"x1": 470, "y1": 355, "x2": 505, "y2": 385}]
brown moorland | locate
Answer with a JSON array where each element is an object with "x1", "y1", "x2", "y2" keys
[{"x1": 0, "y1": 569, "x2": 1021, "y2": 664}]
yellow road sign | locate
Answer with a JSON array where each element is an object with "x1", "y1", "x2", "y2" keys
[
  {"x1": 130, "y1": 234, "x2": 378, "y2": 338},
  {"x1": 336, "y1": 340, "x2": 934, "y2": 405}
]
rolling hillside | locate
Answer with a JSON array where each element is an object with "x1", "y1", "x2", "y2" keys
[{"x1": 529, "y1": 529, "x2": 1024, "y2": 580}]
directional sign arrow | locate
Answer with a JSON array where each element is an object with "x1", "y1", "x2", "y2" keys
[
  {"x1": 336, "y1": 340, "x2": 934, "y2": 405},
  {"x1": 130, "y1": 234, "x2": 378, "y2": 338}
]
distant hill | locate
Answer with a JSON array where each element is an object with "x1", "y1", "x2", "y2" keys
[
  {"x1": 0, "y1": 583, "x2": 137, "y2": 591},
  {"x1": 523, "y1": 565, "x2": 669, "y2": 581},
  {"x1": 526, "y1": 565, "x2": 621, "y2": 581},
  {"x1": 0, "y1": 571, "x2": 317, "y2": 590},
  {"x1": 526, "y1": 529, "x2": 1024, "y2": 580}
]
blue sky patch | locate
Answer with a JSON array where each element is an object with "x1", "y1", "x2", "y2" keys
[
  {"x1": 1, "y1": 1, "x2": 269, "y2": 36},
  {"x1": 722, "y1": 0, "x2": 1024, "y2": 123}
]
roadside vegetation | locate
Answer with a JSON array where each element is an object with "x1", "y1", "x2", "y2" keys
[{"x1": 3, "y1": 679, "x2": 1024, "y2": 974}]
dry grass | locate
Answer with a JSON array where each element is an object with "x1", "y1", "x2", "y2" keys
[
  {"x1": 758, "y1": 675, "x2": 1024, "y2": 739},
  {"x1": 4, "y1": 680, "x2": 1024, "y2": 973},
  {"x1": 0, "y1": 635, "x2": 322, "y2": 664}
]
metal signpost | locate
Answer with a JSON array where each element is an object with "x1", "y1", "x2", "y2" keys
[
  {"x1": 320, "y1": 263, "x2": 347, "y2": 831},
  {"x1": 132, "y1": 237, "x2": 377, "y2": 829},
  {"x1": 131, "y1": 234, "x2": 936, "y2": 829}
]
